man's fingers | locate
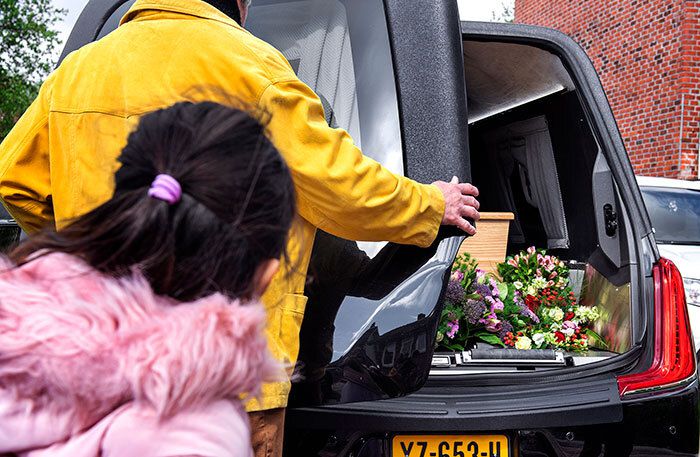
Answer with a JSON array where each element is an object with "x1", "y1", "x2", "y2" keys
[
  {"x1": 456, "y1": 217, "x2": 476, "y2": 235},
  {"x1": 461, "y1": 205, "x2": 480, "y2": 221},
  {"x1": 462, "y1": 195, "x2": 480, "y2": 210},
  {"x1": 435, "y1": 178, "x2": 480, "y2": 233},
  {"x1": 457, "y1": 183, "x2": 479, "y2": 197}
]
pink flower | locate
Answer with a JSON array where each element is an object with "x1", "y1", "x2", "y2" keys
[
  {"x1": 486, "y1": 296, "x2": 503, "y2": 313},
  {"x1": 492, "y1": 300, "x2": 504, "y2": 312},
  {"x1": 446, "y1": 320, "x2": 460, "y2": 338},
  {"x1": 527, "y1": 246, "x2": 536, "y2": 255},
  {"x1": 549, "y1": 271, "x2": 558, "y2": 279},
  {"x1": 489, "y1": 278, "x2": 500, "y2": 296},
  {"x1": 536, "y1": 269, "x2": 542, "y2": 277},
  {"x1": 508, "y1": 259, "x2": 518, "y2": 267},
  {"x1": 484, "y1": 316, "x2": 502, "y2": 332},
  {"x1": 562, "y1": 320, "x2": 577, "y2": 337},
  {"x1": 451, "y1": 270, "x2": 464, "y2": 281}
]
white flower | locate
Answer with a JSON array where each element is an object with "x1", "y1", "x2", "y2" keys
[
  {"x1": 525, "y1": 285, "x2": 537, "y2": 296},
  {"x1": 515, "y1": 336, "x2": 532, "y2": 350},
  {"x1": 513, "y1": 281, "x2": 523, "y2": 289},
  {"x1": 532, "y1": 333, "x2": 545, "y2": 347},
  {"x1": 549, "y1": 308, "x2": 564, "y2": 322},
  {"x1": 532, "y1": 277, "x2": 548, "y2": 290},
  {"x1": 575, "y1": 306, "x2": 600, "y2": 322},
  {"x1": 542, "y1": 332, "x2": 558, "y2": 345}
]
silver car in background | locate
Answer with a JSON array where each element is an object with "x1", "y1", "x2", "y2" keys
[{"x1": 637, "y1": 176, "x2": 700, "y2": 352}]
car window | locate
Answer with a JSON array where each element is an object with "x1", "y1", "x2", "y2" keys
[
  {"x1": 246, "y1": 0, "x2": 404, "y2": 176},
  {"x1": 246, "y1": 0, "x2": 462, "y2": 406},
  {"x1": 640, "y1": 186, "x2": 700, "y2": 244},
  {"x1": 249, "y1": 0, "x2": 443, "y2": 360}
]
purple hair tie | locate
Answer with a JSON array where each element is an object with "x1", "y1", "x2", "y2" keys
[{"x1": 148, "y1": 174, "x2": 182, "y2": 205}]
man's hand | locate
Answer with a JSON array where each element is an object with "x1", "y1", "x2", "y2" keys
[{"x1": 432, "y1": 176, "x2": 480, "y2": 235}]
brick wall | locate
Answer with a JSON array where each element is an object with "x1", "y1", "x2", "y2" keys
[{"x1": 515, "y1": 0, "x2": 700, "y2": 180}]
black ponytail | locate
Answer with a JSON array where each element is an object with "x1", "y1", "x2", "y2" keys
[{"x1": 12, "y1": 102, "x2": 296, "y2": 302}]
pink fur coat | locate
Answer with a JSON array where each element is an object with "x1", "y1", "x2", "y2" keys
[{"x1": 0, "y1": 253, "x2": 278, "y2": 456}]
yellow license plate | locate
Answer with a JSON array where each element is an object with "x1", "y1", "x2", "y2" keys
[{"x1": 392, "y1": 434, "x2": 509, "y2": 457}]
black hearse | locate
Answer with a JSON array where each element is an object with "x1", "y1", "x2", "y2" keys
[{"x1": 58, "y1": 1, "x2": 699, "y2": 456}]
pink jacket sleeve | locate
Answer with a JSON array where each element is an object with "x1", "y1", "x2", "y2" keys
[
  {"x1": 0, "y1": 394, "x2": 75, "y2": 453},
  {"x1": 102, "y1": 400, "x2": 252, "y2": 457}
]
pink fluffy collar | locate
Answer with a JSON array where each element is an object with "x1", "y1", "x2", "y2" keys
[{"x1": 0, "y1": 252, "x2": 277, "y2": 432}]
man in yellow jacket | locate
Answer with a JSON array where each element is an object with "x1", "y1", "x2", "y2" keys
[{"x1": 0, "y1": 0, "x2": 480, "y2": 454}]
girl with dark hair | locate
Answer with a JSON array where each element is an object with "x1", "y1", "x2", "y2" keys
[{"x1": 0, "y1": 101, "x2": 296, "y2": 456}]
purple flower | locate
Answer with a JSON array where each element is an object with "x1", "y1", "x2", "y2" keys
[
  {"x1": 497, "y1": 320, "x2": 514, "y2": 340},
  {"x1": 485, "y1": 317, "x2": 502, "y2": 333},
  {"x1": 484, "y1": 295, "x2": 504, "y2": 314},
  {"x1": 489, "y1": 278, "x2": 500, "y2": 297},
  {"x1": 513, "y1": 292, "x2": 526, "y2": 310},
  {"x1": 444, "y1": 280, "x2": 465, "y2": 304},
  {"x1": 520, "y1": 307, "x2": 540, "y2": 323},
  {"x1": 474, "y1": 282, "x2": 491, "y2": 297},
  {"x1": 463, "y1": 299, "x2": 487, "y2": 325},
  {"x1": 476, "y1": 269, "x2": 486, "y2": 279},
  {"x1": 492, "y1": 299, "x2": 505, "y2": 312},
  {"x1": 446, "y1": 320, "x2": 460, "y2": 338},
  {"x1": 451, "y1": 270, "x2": 465, "y2": 282}
]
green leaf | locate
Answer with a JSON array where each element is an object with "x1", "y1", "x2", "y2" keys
[
  {"x1": 475, "y1": 332, "x2": 506, "y2": 347},
  {"x1": 497, "y1": 281, "x2": 509, "y2": 300},
  {"x1": 585, "y1": 329, "x2": 609, "y2": 349},
  {"x1": 440, "y1": 341, "x2": 465, "y2": 352}
]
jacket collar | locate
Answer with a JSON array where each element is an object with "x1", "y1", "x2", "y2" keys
[
  {"x1": 0, "y1": 253, "x2": 278, "y2": 436},
  {"x1": 120, "y1": 0, "x2": 243, "y2": 30}
]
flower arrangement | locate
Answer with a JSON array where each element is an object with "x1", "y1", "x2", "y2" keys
[{"x1": 436, "y1": 248, "x2": 604, "y2": 352}]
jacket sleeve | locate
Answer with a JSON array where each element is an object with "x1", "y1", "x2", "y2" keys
[
  {"x1": 102, "y1": 400, "x2": 252, "y2": 457},
  {"x1": 0, "y1": 393, "x2": 75, "y2": 454},
  {"x1": 0, "y1": 76, "x2": 55, "y2": 233},
  {"x1": 259, "y1": 78, "x2": 445, "y2": 248}
]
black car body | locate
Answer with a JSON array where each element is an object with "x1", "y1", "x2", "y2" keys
[{"x1": 61, "y1": 1, "x2": 699, "y2": 456}]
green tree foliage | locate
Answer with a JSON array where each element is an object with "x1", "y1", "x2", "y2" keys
[{"x1": 0, "y1": 0, "x2": 65, "y2": 140}]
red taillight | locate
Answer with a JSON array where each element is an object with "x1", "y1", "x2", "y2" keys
[{"x1": 618, "y1": 258, "x2": 697, "y2": 397}]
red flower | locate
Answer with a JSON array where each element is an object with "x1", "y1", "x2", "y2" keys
[
  {"x1": 525, "y1": 295, "x2": 540, "y2": 312},
  {"x1": 565, "y1": 312, "x2": 575, "y2": 321},
  {"x1": 554, "y1": 331, "x2": 566, "y2": 343}
]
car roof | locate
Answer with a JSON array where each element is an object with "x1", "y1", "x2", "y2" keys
[{"x1": 636, "y1": 175, "x2": 700, "y2": 191}]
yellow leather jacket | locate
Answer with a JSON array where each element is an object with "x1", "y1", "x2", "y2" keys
[{"x1": 0, "y1": 0, "x2": 444, "y2": 411}]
